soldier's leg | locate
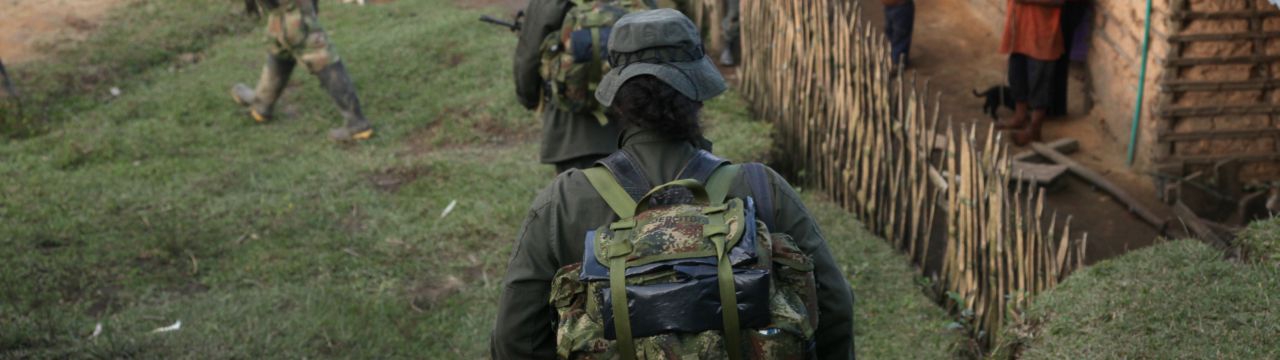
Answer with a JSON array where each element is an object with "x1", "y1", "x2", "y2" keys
[
  {"x1": 294, "y1": 3, "x2": 373, "y2": 141},
  {"x1": 719, "y1": 0, "x2": 740, "y2": 66},
  {"x1": 231, "y1": 54, "x2": 297, "y2": 122},
  {"x1": 999, "y1": 54, "x2": 1031, "y2": 130},
  {"x1": 231, "y1": 8, "x2": 300, "y2": 122}
]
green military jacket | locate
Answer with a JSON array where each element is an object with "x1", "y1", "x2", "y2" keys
[
  {"x1": 491, "y1": 129, "x2": 856, "y2": 359},
  {"x1": 253, "y1": 0, "x2": 316, "y2": 12},
  {"x1": 514, "y1": 0, "x2": 622, "y2": 164}
]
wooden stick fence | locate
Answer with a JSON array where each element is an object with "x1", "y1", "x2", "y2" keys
[{"x1": 737, "y1": 0, "x2": 1088, "y2": 347}]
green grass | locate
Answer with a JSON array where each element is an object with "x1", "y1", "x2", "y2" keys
[
  {"x1": 1239, "y1": 216, "x2": 1280, "y2": 266},
  {"x1": 1, "y1": 0, "x2": 958, "y2": 357},
  {"x1": 1002, "y1": 240, "x2": 1280, "y2": 359}
]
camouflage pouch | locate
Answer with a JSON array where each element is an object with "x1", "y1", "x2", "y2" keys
[
  {"x1": 539, "y1": 0, "x2": 655, "y2": 123},
  {"x1": 548, "y1": 164, "x2": 819, "y2": 360}
]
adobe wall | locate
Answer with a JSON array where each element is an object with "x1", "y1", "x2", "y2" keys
[
  {"x1": 1169, "y1": 0, "x2": 1280, "y2": 181},
  {"x1": 961, "y1": 0, "x2": 1171, "y2": 170}
]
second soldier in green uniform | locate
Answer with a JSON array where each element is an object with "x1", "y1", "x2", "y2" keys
[{"x1": 512, "y1": 0, "x2": 670, "y2": 172}]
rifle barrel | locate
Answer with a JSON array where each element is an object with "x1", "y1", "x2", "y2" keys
[{"x1": 479, "y1": 15, "x2": 518, "y2": 31}]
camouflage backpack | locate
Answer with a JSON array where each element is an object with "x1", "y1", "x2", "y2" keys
[
  {"x1": 550, "y1": 151, "x2": 820, "y2": 359},
  {"x1": 539, "y1": 0, "x2": 656, "y2": 123}
]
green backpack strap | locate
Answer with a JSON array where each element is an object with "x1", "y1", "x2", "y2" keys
[
  {"x1": 698, "y1": 158, "x2": 746, "y2": 359},
  {"x1": 705, "y1": 164, "x2": 741, "y2": 205},
  {"x1": 713, "y1": 233, "x2": 744, "y2": 360},
  {"x1": 589, "y1": 25, "x2": 608, "y2": 126},
  {"x1": 585, "y1": 163, "x2": 639, "y2": 359},
  {"x1": 584, "y1": 167, "x2": 638, "y2": 218},
  {"x1": 609, "y1": 251, "x2": 636, "y2": 360},
  {"x1": 705, "y1": 164, "x2": 745, "y2": 360}
]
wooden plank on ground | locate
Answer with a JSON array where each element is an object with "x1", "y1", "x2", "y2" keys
[
  {"x1": 1010, "y1": 162, "x2": 1069, "y2": 185},
  {"x1": 1030, "y1": 142, "x2": 1169, "y2": 233},
  {"x1": 1172, "y1": 201, "x2": 1231, "y2": 250},
  {"x1": 1011, "y1": 138, "x2": 1079, "y2": 163}
]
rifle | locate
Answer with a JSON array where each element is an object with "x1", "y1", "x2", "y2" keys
[{"x1": 479, "y1": 11, "x2": 523, "y2": 32}]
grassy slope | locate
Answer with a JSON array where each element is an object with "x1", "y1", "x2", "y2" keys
[
  {"x1": 1009, "y1": 240, "x2": 1280, "y2": 359},
  {"x1": 1238, "y1": 216, "x2": 1280, "y2": 266},
  {"x1": 1, "y1": 0, "x2": 956, "y2": 357}
]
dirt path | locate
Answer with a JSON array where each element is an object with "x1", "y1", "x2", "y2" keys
[
  {"x1": 0, "y1": 0, "x2": 131, "y2": 64},
  {"x1": 858, "y1": 0, "x2": 1164, "y2": 263}
]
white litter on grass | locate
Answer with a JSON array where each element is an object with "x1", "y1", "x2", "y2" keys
[
  {"x1": 109, "y1": 87, "x2": 121, "y2": 97},
  {"x1": 440, "y1": 199, "x2": 458, "y2": 219},
  {"x1": 150, "y1": 320, "x2": 181, "y2": 333},
  {"x1": 90, "y1": 322, "x2": 103, "y2": 338}
]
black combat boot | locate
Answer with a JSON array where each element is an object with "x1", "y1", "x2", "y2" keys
[
  {"x1": 316, "y1": 61, "x2": 373, "y2": 141},
  {"x1": 719, "y1": 37, "x2": 740, "y2": 67},
  {"x1": 231, "y1": 55, "x2": 296, "y2": 123}
]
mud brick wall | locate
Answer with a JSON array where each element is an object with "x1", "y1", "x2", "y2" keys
[
  {"x1": 1166, "y1": 0, "x2": 1280, "y2": 182},
  {"x1": 1089, "y1": 0, "x2": 1169, "y2": 172}
]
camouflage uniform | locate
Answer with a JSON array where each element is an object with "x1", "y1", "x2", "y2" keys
[
  {"x1": 231, "y1": 0, "x2": 373, "y2": 141},
  {"x1": 491, "y1": 129, "x2": 856, "y2": 359}
]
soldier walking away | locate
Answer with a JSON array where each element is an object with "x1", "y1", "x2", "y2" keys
[
  {"x1": 719, "y1": 0, "x2": 741, "y2": 66},
  {"x1": 231, "y1": 0, "x2": 374, "y2": 142},
  {"x1": 492, "y1": 9, "x2": 855, "y2": 359},
  {"x1": 514, "y1": 0, "x2": 664, "y2": 173}
]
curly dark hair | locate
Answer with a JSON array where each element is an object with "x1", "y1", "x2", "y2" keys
[{"x1": 607, "y1": 75, "x2": 703, "y2": 141}]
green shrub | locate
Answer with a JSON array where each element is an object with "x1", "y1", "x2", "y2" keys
[{"x1": 1238, "y1": 216, "x2": 1280, "y2": 266}]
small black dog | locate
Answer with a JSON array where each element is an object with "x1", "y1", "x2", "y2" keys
[{"x1": 973, "y1": 85, "x2": 1014, "y2": 121}]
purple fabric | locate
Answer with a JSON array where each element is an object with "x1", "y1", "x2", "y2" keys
[{"x1": 1070, "y1": 6, "x2": 1093, "y2": 61}]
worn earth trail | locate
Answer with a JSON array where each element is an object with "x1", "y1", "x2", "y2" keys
[{"x1": 0, "y1": 0, "x2": 130, "y2": 64}]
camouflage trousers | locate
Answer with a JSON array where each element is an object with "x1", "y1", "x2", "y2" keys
[{"x1": 264, "y1": 0, "x2": 339, "y2": 73}]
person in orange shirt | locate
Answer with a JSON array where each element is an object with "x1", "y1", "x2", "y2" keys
[{"x1": 997, "y1": 0, "x2": 1064, "y2": 146}]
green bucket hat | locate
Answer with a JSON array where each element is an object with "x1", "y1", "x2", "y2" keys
[{"x1": 595, "y1": 8, "x2": 727, "y2": 107}]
